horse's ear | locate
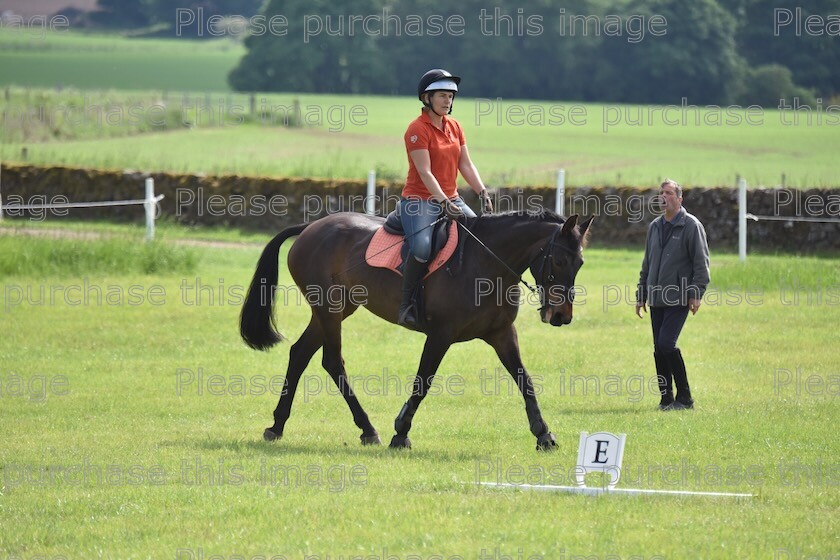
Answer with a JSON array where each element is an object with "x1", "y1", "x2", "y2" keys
[
  {"x1": 561, "y1": 214, "x2": 579, "y2": 235},
  {"x1": 578, "y1": 216, "x2": 594, "y2": 248}
]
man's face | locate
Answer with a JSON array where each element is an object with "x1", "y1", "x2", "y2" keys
[{"x1": 659, "y1": 184, "x2": 682, "y2": 214}]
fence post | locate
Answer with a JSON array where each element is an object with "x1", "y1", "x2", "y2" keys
[
  {"x1": 145, "y1": 177, "x2": 156, "y2": 241},
  {"x1": 365, "y1": 170, "x2": 376, "y2": 215},
  {"x1": 555, "y1": 169, "x2": 566, "y2": 216},
  {"x1": 738, "y1": 177, "x2": 747, "y2": 262},
  {"x1": 0, "y1": 162, "x2": 4, "y2": 222}
]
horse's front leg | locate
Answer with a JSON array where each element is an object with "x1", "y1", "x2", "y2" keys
[
  {"x1": 389, "y1": 335, "x2": 451, "y2": 449},
  {"x1": 484, "y1": 325, "x2": 557, "y2": 451}
]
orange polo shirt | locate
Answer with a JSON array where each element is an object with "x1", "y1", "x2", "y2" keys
[{"x1": 402, "y1": 110, "x2": 466, "y2": 200}]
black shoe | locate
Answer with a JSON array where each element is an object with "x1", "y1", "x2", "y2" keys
[
  {"x1": 397, "y1": 256, "x2": 426, "y2": 329},
  {"x1": 671, "y1": 400, "x2": 694, "y2": 410}
]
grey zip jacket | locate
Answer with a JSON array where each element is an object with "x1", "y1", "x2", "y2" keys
[{"x1": 637, "y1": 207, "x2": 710, "y2": 307}]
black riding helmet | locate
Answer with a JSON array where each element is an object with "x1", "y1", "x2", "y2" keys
[{"x1": 417, "y1": 69, "x2": 460, "y2": 115}]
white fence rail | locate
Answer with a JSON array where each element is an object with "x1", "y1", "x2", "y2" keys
[
  {"x1": 555, "y1": 169, "x2": 566, "y2": 217},
  {"x1": 738, "y1": 177, "x2": 840, "y2": 262},
  {"x1": 5, "y1": 161, "x2": 836, "y2": 253},
  {"x1": 0, "y1": 165, "x2": 164, "y2": 241},
  {"x1": 362, "y1": 167, "x2": 568, "y2": 217}
]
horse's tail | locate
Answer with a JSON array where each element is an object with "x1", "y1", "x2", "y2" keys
[{"x1": 240, "y1": 223, "x2": 309, "y2": 351}]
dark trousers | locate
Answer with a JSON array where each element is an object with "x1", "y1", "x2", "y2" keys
[{"x1": 650, "y1": 306, "x2": 689, "y2": 353}]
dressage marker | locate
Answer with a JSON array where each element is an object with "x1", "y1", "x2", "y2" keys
[{"x1": 479, "y1": 431, "x2": 755, "y2": 499}]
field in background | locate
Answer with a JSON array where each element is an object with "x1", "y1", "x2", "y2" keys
[
  {"x1": 1, "y1": 19, "x2": 837, "y2": 560},
  {"x1": 1, "y1": 28, "x2": 839, "y2": 187},
  {"x1": 0, "y1": 225, "x2": 837, "y2": 558},
  {"x1": 0, "y1": 0, "x2": 98, "y2": 19},
  {"x1": 0, "y1": 29, "x2": 243, "y2": 91},
  {"x1": 1, "y1": 86, "x2": 838, "y2": 188}
]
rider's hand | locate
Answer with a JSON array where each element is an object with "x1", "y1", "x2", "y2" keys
[
  {"x1": 479, "y1": 189, "x2": 493, "y2": 215},
  {"x1": 441, "y1": 200, "x2": 465, "y2": 220}
]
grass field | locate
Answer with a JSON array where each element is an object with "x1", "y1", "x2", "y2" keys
[
  {"x1": 0, "y1": 0, "x2": 98, "y2": 19},
  {"x1": 1, "y1": 21, "x2": 837, "y2": 560},
  {"x1": 0, "y1": 29, "x2": 243, "y2": 91},
  {"x1": 2, "y1": 87, "x2": 839, "y2": 188},
  {"x1": 1, "y1": 221, "x2": 838, "y2": 558},
  {"x1": 2, "y1": 28, "x2": 840, "y2": 187}
]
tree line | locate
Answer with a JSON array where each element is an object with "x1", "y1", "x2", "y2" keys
[{"x1": 92, "y1": 0, "x2": 840, "y2": 106}]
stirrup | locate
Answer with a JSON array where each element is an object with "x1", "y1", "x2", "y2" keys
[{"x1": 398, "y1": 304, "x2": 419, "y2": 328}]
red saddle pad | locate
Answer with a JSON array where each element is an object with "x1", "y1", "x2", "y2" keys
[{"x1": 365, "y1": 222, "x2": 459, "y2": 278}]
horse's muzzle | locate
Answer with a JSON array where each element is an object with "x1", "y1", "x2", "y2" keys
[{"x1": 542, "y1": 306, "x2": 572, "y2": 326}]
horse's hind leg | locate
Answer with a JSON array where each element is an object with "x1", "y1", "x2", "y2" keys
[
  {"x1": 316, "y1": 308, "x2": 381, "y2": 445},
  {"x1": 264, "y1": 316, "x2": 323, "y2": 441},
  {"x1": 484, "y1": 325, "x2": 557, "y2": 451}
]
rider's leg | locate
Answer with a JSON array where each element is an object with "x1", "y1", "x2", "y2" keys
[{"x1": 397, "y1": 198, "x2": 440, "y2": 328}]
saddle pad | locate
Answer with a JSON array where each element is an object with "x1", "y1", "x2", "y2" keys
[{"x1": 365, "y1": 221, "x2": 458, "y2": 278}]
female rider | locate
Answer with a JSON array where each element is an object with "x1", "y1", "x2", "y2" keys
[{"x1": 398, "y1": 68, "x2": 493, "y2": 328}]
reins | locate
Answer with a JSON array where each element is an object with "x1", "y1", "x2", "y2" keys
[
  {"x1": 458, "y1": 219, "x2": 579, "y2": 310},
  {"x1": 455, "y1": 220, "x2": 539, "y2": 295},
  {"x1": 336, "y1": 215, "x2": 575, "y2": 302}
]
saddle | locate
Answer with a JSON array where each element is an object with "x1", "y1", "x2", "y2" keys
[{"x1": 365, "y1": 210, "x2": 460, "y2": 278}]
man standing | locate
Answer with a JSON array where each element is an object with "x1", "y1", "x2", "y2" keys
[{"x1": 636, "y1": 179, "x2": 710, "y2": 410}]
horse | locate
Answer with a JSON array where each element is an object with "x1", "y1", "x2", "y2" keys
[{"x1": 240, "y1": 210, "x2": 593, "y2": 450}]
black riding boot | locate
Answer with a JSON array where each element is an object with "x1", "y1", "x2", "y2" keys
[
  {"x1": 654, "y1": 351, "x2": 674, "y2": 410},
  {"x1": 668, "y1": 349, "x2": 694, "y2": 409},
  {"x1": 398, "y1": 256, "x2": 426, "y2": 329}
]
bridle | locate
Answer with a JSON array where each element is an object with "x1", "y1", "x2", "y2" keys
[
  {"x1": 457, "y1": 221, "x2": 580, "y2": 311},
  {"x1": 527, "y1": 227, "x2": 580, "y2": 312}
]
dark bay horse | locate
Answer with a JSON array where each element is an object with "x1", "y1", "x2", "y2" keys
[{"x1": 240, "y1": 210, "x2": 593, "y2": 450}]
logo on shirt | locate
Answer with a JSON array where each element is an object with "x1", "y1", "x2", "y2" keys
[{"x1": 410, "y1": 135, "x2": 418, "y2": 143}]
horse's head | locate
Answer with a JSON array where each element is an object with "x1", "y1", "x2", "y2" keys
[{"x1": 530, "y1": 214, "x2": 593, "y2": 326}]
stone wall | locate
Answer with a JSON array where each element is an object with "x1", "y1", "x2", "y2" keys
[{"x1": 2, "y1": 164, "x2": 838, "y2": 251}]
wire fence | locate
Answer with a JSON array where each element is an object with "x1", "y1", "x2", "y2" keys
[{"x1": 0, "y1": 164, "x2": 164, "y2": 241}]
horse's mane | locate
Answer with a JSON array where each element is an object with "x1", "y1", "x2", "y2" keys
[{"x1": 464, "y1": 209, "x2": 567, "y2": 229}]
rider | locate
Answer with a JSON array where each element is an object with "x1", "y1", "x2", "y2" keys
[{"x1": 398, "y1": 68, "x2": 493, "y2": 328}]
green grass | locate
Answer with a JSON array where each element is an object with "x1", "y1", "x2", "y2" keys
[
  {"x1": 0, "y1": 235, "x2": 198, "y2": 278},
  {"x1": 1, "y1": 28, "x2": 839, "y2": 187},
  {"x1": 0, "y1": 216, "x2": 273, "y2": 245},
  {"x1": 0, "y1": 29, "x2": 243, "y2": 91},
  {"x1": 0, "y1": 87, "x2": 190, "y2": 143},
  {"x1": 0, "y1": 224, "x2": 837, "y2": 558},
  {"x1": 2, "y1": 89, "x2": 839, "y2": 187},
  {"x1": 711, "y1": 254, "x2": 840, "y2": 291}
]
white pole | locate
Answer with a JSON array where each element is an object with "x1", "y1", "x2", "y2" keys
[
  {"x1": 145, "y1": 177, "x2": 155, "y2": 241},
  {"x1": 365, "y1": 169, "x2": 376, "y2": 215},
  {"x1": 738, "y1": 177, "x2": 747, "y2": 262},
  {"x1": 555, "y1": 169, "x2": 565, "y2": 216},
  {"x1": 0, "y1": 162, "x2": 4, "y2": 222}
]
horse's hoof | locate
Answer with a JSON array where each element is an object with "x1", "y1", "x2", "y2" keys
[
  {"x1": 535, "y1": 432, "x2": 557, "y2": 451},
  {"x1": 361, "y1": 433, "x2": 381, "y2": 445},
  {"x1": 389, "y1": 435, "x2": 411, "y2": 449},
  {"x1": 263, "y1": 428, "x2": 282, "y2": 442}
]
